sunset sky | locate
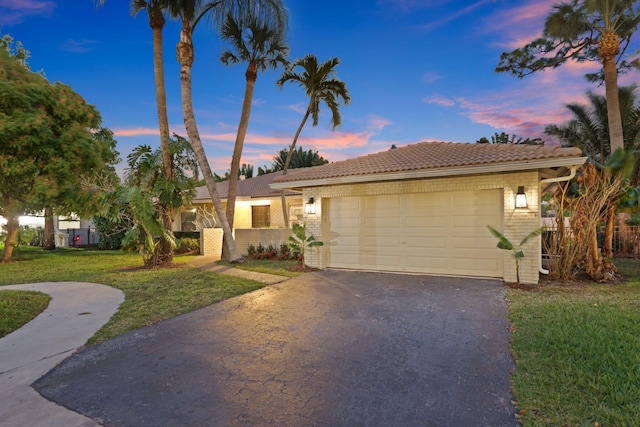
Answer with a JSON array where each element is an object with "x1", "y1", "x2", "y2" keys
[{"x1": 2, "y1": 0, "x2": 639, "y2": 176}]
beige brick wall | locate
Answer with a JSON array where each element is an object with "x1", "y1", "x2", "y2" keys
[
  {"x1": 200, "y1": 228, "x2": 223, "y2": 259},
  {"x1": 300, "y1": 171, "x2": 541, "y2": 285},
  {"x1": 234, "y1": 228, "x2": 291, "y2": 256}
]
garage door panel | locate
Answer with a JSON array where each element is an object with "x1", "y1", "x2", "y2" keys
[
  {"x1": 406, "y1": 236, "x2": 447, "y2": 248},
  {"x1": 452, "y1": 257, "x2": 502, "y2": 275},
  {"x1": 326, "y1": 190, "x2": 503, "y2": 278},
  {"x1": 406, "y1": 216, "x2": 448, "y2": 228}
]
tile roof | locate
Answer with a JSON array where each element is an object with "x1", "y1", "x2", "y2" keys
[
  {"x1": 272, "y1": 141, "x2": 584, "y2": 184},
  {"x1": 193, "y1": 171, "x2": 299, "y2": 202}
]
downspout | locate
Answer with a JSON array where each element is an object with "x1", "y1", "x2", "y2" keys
[{"x1": 538, "y1": 165, "x2": 579, "y2": 275}]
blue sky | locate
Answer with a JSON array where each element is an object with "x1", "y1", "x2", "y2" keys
[{"x1": 2, "y1": 0, "x2": 639, "y2": 177}]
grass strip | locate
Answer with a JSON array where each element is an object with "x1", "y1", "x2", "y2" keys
[{"x1": 0, "y1": 290, "x2": 50, "y2": 338}]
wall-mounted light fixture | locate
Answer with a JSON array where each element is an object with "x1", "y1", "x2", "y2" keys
[
  {"x1": 304, "y1": 197, "x2": 316, "y2": 215},
  {"x1": 515, "y1": 186, "x2": 527, "y2": 208}
]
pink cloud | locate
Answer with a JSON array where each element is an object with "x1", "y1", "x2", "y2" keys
[
  {"x1": 282, "y1": 102, "x2": 307, "y2": 115},
  {"x1": 490, "y1": 1, "x2": 554, "y2": 31},
  {"x1": 113, "y1": 127, "x2": 160, "y2": 137},
  {"x1": 368, "y1": 115, "x2": 392, "y2": 131},
  {"x1": 0, "y1": 0, "x2": 55, "y2": 25},
  {"x1": 422, "y1": 71, "x2": 442, "y2": 84},
  {"x1": 0, "y1": 0, "x2": 52, "y2": 10},
  {"x1": 418, "y1": 0, "x2": 492, "y2": 32},
  {"x1": 451, "y1": 65, "x2": 619, "y2": 140},
  {"x1": 487, "y1": 0, "x2": 556, "y2": 50},
  {"x1": 422, "y1": 95, "x2": 455, "y2": 107}
]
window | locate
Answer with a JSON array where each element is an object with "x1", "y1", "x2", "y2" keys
[
  {"x1": 181, "y1": 211, "x2": 197, "y2": 231},
  {"x1": 252, "y1": 205, "x2": 270, "y2": 228}
]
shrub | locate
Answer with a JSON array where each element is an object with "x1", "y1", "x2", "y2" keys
[
  {"x1": 279, "y1": 242, "x2": 291, "y2": 260},
  {"x1": 265, "y1": 244, "x2": 278, "y2": 259},
  {"x1": 175, "y1": 237, "x2": 199, "y2": 254},
  {"x1": 247, "y1": 243, "x2": 256, "y2": 257}
]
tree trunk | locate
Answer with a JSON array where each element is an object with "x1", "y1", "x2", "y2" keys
[
  {"x1": 603, "y1": 203, "x2": 616, "y2": 259},
  {"x1": 43, "y1": 207, "x2": 55, "y2": 250},
  {"x1": 223, "y1": 67, "x2": 256, "y2": 259},
  {"x1": 585, "y1": 225, "x2": 604, "y2": 281},
  {"x1": 602, "y1": 44, "x2": 624, "y2": 153},
  {"x1": 1, "y1": 212, "x2": 19, "y2": 263},
  {"x1": 177, "y1": 20, "x2": 241, "y2": 261},
  {"x1": 151, "y1": 7, "x2": 174, "y2": 265},
  {"x1": 281, "y1": 106, "x2": 311, "y2": 227}
]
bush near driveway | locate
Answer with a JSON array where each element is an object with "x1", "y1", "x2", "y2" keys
[{"x1": 508, "y1": 259, "x2": 640, "y2": 426}]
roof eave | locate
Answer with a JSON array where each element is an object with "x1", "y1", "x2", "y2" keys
[{"x1": 269, "y1": 157, "x2": 588, "y2": 190}]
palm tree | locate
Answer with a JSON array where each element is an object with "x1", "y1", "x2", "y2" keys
[
  {"x1": 276, "y1": 54, "x2": 350, "y2": 225},
  {"x1": 219, "y1": 13, "x2": 288, "y2": 254},
  {"x1": 496, "y1": 0, "x2": 640, "y2": 153},
  {"x1": 545, "y1": 85, "x2": 640, "y2": 166},
  {"x1": 98, "y1": 0, "x2": 177, "y2": 264},
  {"x1": 167, "y1": 0, "x2": 286, "y2": 261},
  {"x1": 122, "y1": 137, "x2": 197, "y2": 265},
  {"x1": 545, "y1": 85, "x2": 640, "y2": 266}
]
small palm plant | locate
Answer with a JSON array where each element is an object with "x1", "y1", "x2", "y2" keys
[
  {"x1": 288, "y1": 223, "x2": 323, "y2": 270},
  {"x1": 487, "y1": 226, "x2": 545, "y2": 285}
]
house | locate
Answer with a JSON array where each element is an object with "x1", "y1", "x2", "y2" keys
[
  {"x1": 179, "y1": 171, "x2": 303, "y2": 256},
  {"x1": 270, "y1": 141, "x2": 586, "y2": 285}
]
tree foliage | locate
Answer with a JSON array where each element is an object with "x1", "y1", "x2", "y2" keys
[
  {"x1": 476, "y1": 132, "x2": 544, "y2": 145},
  {"x1": 496, "y1": 0, "x2": 640, "y2": 153},
  {"x1": 258, "y1": 146, "x2": 329, "y2": 175},
  {"x1": 0, "y1": 46, "x2": 114, "y2": 262},
  {"x1": 219, "y1": 11, "x2": 288, "y2": 258},
  {"x1": 496, "y1": 0, "x2": 640, "y2": 81},
  {"x1": 113, "y1": 135, "x2": 197, "y2": 266},
  {"x1": 545, "y1": 85, "x2": 640, "y2": 165}
]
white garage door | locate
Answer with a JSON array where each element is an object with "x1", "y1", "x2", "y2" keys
[{"x1": 325, "y1": 189, "x2": 503, "y2": 278}]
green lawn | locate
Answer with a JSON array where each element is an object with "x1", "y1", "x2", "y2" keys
[
  {"x1": 0, "y1": 290, "x2": 50, "y2": 338},
  {"x1": 0, "y1": 247, "x2": 270, "y2": 344},
  {"x1": 508, "y1": 258, "x2": 640, "y2": 426}
]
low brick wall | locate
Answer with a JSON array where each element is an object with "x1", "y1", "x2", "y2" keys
[
  {"x1": 200, "y1": 228, "x2": 291, "y2": 258},
  {"x1": 200, "y1": 228, "x2": 223, "y2": 258},
  {"x1": 235, "y1": 228, "x2": 291, "y2": 255}
]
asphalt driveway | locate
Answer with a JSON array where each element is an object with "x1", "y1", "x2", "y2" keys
[{"x1": 34, "y1": 271, "x2": 517, "y2": 426}]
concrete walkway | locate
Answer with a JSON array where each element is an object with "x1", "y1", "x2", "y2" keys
[{"x1": 0, "y1": 282, "x2": 125, "y2": 427}]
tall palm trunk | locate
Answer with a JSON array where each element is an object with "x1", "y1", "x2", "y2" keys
[
  {"x1": 177, "y1": 19, "x2": 241, "y2": 261},
  {"x1": 600, "y1": 30, "x2": 624, "y2": 153},
  {"x1": 150, "y1": 5, "x2": 175, "y2": 264},
  {"x1": 280, "y1": 103, "x2": 311, "y2": 227},
  {"x1": 224, "y1": 62, "x2": 257, "y2": 257}
]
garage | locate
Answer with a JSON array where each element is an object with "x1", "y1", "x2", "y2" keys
[
  {"x1": 271, "y1": 141, "x2": 587, "y2": 285},
  {"x1": 324, "y1": 189, "x2": 503, "y2": 277}
]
